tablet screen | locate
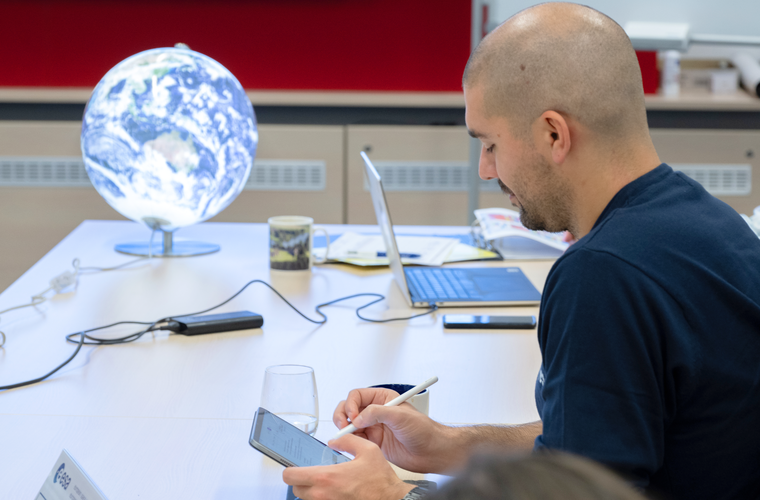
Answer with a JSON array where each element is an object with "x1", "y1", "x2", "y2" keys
[{"x1": 251, "y1": 408, "x2": 350, "y2": 467}]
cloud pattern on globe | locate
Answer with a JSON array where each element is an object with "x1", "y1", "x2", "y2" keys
[{"x1": 81, "y1": 47, "x2": 257, "y2": 231}]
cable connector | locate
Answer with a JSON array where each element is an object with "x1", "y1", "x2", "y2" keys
[
  {"x1": 50, "y1": 270, "x2": 78, "y2": 293},
  {"x1": 50, "y1": 259, "x2": 80, "y2": 293},
  {"x1": 160, "y1": 321, "x2": 184, "y2": 333}
]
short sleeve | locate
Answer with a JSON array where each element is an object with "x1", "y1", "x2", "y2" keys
[{"x1": 534, "y1": 248, "x2": 682, "y2": 487}]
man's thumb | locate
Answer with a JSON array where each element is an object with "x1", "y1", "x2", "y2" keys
[{"x1": 328, "y1": 433, "x2": 375, "y2": 456}]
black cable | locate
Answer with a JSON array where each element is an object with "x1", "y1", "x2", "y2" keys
[
  {"x1": 315, "y1": 293, "x2": 439, "y2": 323},
  {"x1": 0, "y1": 332, "x2": 85, "y2": 390},
  {"x1": 64, "y1": 321, "x2": 160, "y2": 346},
  {"x1": 0, "y1": 321, "x2": 159, "y2": 390},
  {"x1": 2, "y1": 280, "x2": 437, "y2": 391}
]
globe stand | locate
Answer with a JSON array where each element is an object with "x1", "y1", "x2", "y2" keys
[{"x1": 115, "y1": 230, "x2": 220, "y2": 257}]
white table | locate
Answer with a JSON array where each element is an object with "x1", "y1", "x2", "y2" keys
[{"x1": 0, "y1": 220, "x2": 553, "y2": 499}]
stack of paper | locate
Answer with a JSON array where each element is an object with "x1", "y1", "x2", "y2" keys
[
  {"x1": 324, "y1": 232, "x2": 459, "y2": 266},
  {"x1": 446, "y1": 242, "x2": 501, "y2": 263},
  {"x1": 474, "y1": 208, "x2": 569, "y2": 251}
]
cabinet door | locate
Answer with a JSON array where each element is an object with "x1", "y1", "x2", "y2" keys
[
  {"x1": 210, "y1": 125, "x2": 344, "y2": 224},
  {"x1": 347, "y1": 125, "x2": 467, "y2": 225},
  {"x1": 0, "y1": 121, "x2": 122, "y2": 290},
  {"x1": 650, "y1": 129, "x2": 760, "y2": 215}
]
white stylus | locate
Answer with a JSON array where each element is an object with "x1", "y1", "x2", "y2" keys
[{"x1": 331, "y1": 376, "x2": 439, "y2": 440}]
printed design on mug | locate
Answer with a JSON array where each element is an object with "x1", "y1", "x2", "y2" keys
[{"x1": 270, "y1": 227, "x2": 311, "y2": 270}]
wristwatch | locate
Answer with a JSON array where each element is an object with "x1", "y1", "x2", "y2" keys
[{"x1": 401, "y1": 486, "x2": 428, "y2": 500}]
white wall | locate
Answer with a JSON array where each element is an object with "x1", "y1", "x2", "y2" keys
[{"x1": 490, "y1": 0, "x2": 760, "y2": 59}]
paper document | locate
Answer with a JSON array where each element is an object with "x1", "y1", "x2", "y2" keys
[
  {"x1": 324, "y1": 231, "x2": 459, "y2": 266},
  {"x1": 445, "y1": 242, "x2": 501, "y2": 263},
  {"x1": 474, "y1": 208, "x2": 570, "y2": 251}
]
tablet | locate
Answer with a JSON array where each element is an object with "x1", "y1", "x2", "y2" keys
[{"x1": 249, "y1": 407, "x2": 351, "y2": 467}]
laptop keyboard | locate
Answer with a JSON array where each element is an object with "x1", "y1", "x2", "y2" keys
[{"x1": 405, "y1": 268, "x2": 477, "y2": 301}]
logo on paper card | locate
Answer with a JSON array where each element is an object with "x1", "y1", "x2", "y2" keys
[{"x1": 54, "y1": 463, "x2": 71, "y2": 490}]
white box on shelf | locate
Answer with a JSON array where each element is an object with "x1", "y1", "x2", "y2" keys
[{"x1": 711, "y1": 69, "x2": 739, "y2": 94}]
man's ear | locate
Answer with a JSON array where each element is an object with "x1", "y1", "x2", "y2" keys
[{"x1": 535, "y1": 111, "x2": 571, "y2": 165}]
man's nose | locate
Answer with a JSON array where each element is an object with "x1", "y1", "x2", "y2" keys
[{"x1": 478, "y1": 145, "x2": 496, "y2": 180}]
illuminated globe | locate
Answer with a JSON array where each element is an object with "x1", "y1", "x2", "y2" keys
[{"x1": 81, "y1": 47, "x2": 257, "y2": 240}]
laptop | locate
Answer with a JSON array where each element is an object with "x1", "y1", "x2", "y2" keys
[{"x1": 361, "y1": 151, "x2": 542, "y2": 308}]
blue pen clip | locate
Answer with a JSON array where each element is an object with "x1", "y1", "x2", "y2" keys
[{"x1": 378, "y1": 252, "x2": 421, "y2": 258}]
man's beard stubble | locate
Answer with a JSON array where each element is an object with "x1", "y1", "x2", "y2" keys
[{"x1": 496, "y1": 165, "x2": 572, "y2": 234}]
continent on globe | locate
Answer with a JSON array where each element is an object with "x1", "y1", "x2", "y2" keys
[{"x1": 145, "y1": 131, "x2": 199, "y2": 174}]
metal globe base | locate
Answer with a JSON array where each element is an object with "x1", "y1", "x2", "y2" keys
[{"x1": 115, "y1": 230, "x2": 219, "y2": 257}]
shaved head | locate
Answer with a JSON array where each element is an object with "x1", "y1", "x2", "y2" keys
[{"x1": 463, "y1": 3, "x2": 648, "y2": 142}]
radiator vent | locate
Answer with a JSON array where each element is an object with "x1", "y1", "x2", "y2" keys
[
  {"x1": 368, "y1": 161, "x2": 753, "y2": 196},
  {"x1": 673, "y1": 164, "x2": 752, "y2": 196},
  {"x1": 0, "y1": 157, "x2": 328, "y2": 192},
  {"x1": 246, "y1": 159, "x2": 326, "y2": 191},
  {"x1": 367, "y1": 161, "x2": 501, "y2": 192},
  {"x1": 0, "y1": 157, "x2": 91, "y2": 187}
]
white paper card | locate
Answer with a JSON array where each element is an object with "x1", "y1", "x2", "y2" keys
[{"x1": 37, "y1": 449, "x2": 108, "y2": 500}]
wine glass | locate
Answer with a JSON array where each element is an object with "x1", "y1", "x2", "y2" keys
[{"x1": 260, "y1": 364, "x2": 319, "y2": 435}]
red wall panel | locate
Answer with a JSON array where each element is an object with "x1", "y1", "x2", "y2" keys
[{"x1": 0, "y1": 0, "x2": 471, "y2": 91}]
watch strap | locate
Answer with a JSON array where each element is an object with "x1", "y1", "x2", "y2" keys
[{"x1": 401, "y1": 486, "x2": 428, "y2": 500}]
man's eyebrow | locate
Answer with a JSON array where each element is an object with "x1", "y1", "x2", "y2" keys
[{"x1": 467, "y1": 128, "x2": 485, "y2": 139}]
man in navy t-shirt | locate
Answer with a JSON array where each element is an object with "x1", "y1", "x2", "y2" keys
[
  {"x1": 283, "y1": 4, "x2": 760, "y2": 500},
  {"x1": 534, "y1": 163, "x2": 760, "y2": 497}
]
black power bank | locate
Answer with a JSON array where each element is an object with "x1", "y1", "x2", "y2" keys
[
  {"x1": 169, "y1": 311, "x2": 263, "y2": 336},
  {"x1": 443, "y1": 314, "x2": 536, "y2": 330}
]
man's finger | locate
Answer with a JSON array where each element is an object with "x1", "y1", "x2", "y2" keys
[
  {"x1": 352, "y1": 403, "x2": 409, "y2": 430},
  {"x1": 328, "y1": 432, "x2": 377, "y2": 457},
  {"x1": 343, "y1": 388, "x2": 367, "y2": 421},
  {"x1": 333, "y1": 400, "x2": 349, "y2": 429},
  {"x1": 292, "y1": 485, "x2": 311, "y2": 500},
  {"x1": 344, "y1": 388, "x2": 402, "y2": 421},
  {"x1": 282, "y1": 465, "x2": 318, "y2": 487}
]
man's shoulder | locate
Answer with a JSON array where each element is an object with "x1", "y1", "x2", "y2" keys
[
  {"x1": 546, "y1": 243, "x2": 663, "y2": 304},
  {"x1": 567, "y1": 170, "x2": 759, "y2": 271}
]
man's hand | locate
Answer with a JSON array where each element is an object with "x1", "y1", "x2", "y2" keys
[
  {"x1": 335, "y1": 388, "x2": 543, "y2": 473},
  {"x1": 333, "y1": 388, "x2": 458, "y2": 473},
  {"x1": 282, "y1": 434, "x2": 414, "y2": 500}
]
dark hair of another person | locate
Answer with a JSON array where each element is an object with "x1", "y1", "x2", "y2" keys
[{"x1": 425, "y1": 451, "x2": 649, "y2": 500}]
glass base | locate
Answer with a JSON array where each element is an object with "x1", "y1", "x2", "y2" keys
[{"x1": 115, "y1": 240, "x2": 220, "y2": 257}]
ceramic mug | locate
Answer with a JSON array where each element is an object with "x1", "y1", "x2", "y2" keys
[{"x1": 268, "y1": 216, "x2": 329, "y2": 271}]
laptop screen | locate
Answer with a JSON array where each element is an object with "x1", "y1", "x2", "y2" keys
[{"x1": 360, "y1": 151, "x2": 414, "y2": 306}]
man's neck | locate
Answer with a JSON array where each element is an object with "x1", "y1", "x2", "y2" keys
[{"x1": 571, "y1": 145, "x2": 661, "y2": 239}]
